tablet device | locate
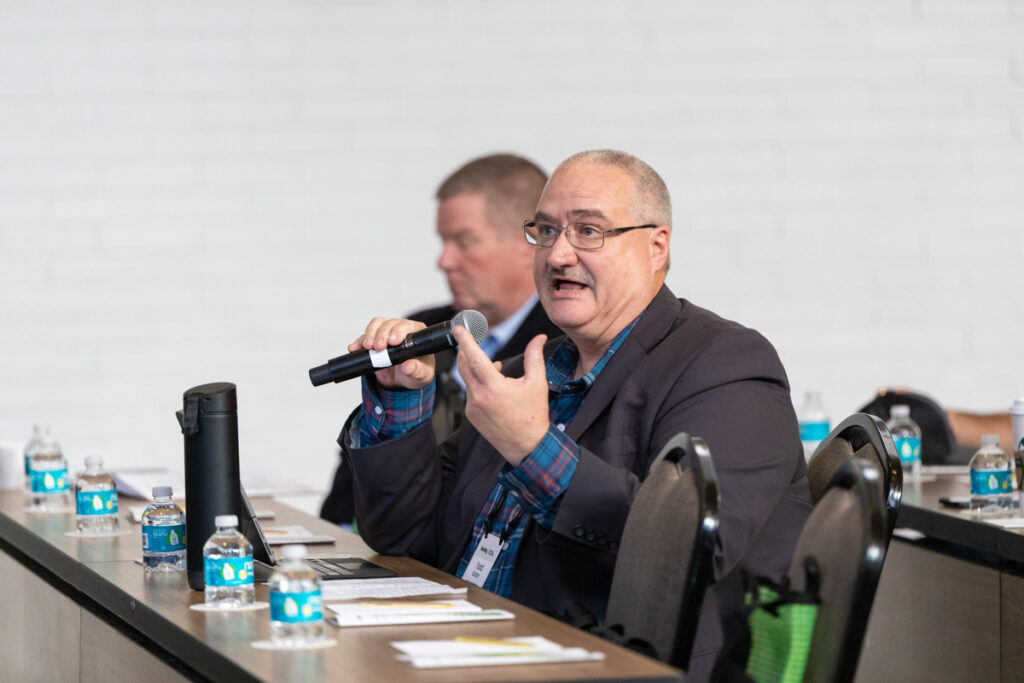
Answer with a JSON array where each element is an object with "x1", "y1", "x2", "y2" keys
[{"x1": 238, "y1": 485, "x2": 396, "y2": 583}]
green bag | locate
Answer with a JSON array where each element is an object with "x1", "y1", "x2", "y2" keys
[
  {"x1": 711, "y1": 556, "x2": 820, "y2": 683},
  {"x1": 744, "y1": 577, "x2": 819, "y2": 682}
]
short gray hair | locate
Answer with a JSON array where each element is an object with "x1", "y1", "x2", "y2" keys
[{"x1": 561, "y1": 149, "x2": 672, "y2": 229}]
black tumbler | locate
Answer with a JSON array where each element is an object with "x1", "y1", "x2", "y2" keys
[{"x1": 176, "y1": 381, "x2": 242, "y2": 591}]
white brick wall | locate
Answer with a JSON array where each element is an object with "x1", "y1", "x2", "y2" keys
[{"x1": 2, "y1": 1, "x2": 1022, "y2": 501}]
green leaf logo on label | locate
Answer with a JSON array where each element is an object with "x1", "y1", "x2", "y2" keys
[
  {"x1": 169, "y1": 529, "x2": 179, "y2": 546},
  {"x1": 222, "y1": 564, "x2": 235, "y2": 581},
  {"x1": 92, "y1": 495, "x2": 103, "y2": 511},
  {"x1": 284, "y1": 597, "x2": 299, "y2": 617}
]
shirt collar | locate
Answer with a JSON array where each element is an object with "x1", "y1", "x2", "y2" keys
[
  {"x1": 547, "y1": 314, "x2": 642, "y2": 391},
  {"x1": 486, "y1": 293, "x2": 539, "y2": 352}
]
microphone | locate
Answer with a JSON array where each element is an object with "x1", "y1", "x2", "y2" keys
[{"x1": 309, "y1": 309, "x2": 488, "y2": 386}]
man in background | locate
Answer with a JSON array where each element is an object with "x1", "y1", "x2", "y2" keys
[{"x1": 320, "y1": 153, "x2": 561, "y2": 524}]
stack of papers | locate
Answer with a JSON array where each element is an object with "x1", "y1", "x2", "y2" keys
[
  {"x1": 391, "y1": 636, "x2": 605, "y2": 668},
  {"x1": 321, "y1": 577, "x2": 467, "y2": 601},
  {"x1": 328, "y1": 600, "x2": 514, "y2": 627}
]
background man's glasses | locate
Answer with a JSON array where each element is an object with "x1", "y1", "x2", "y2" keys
[{"x1": 522, "y1": 220, "x2": 656, "y2": 250}]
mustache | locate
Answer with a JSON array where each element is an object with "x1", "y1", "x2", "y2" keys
[{"x1": 544, "y1": 266, "x2": 594, "y2": 287}]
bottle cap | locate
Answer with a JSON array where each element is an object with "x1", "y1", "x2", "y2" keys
[
  {"x1": 215, "y1": 514, "x2": 238, "y2": 528},
  {"x1": 1011, "y1": 398, "x2": 1024, "y2": 416},
  {"x1": 981, "y1": 434, "x2": 1000, "y2": 446},
  {"x1": 152, "y1": 486, "x2": 173, "y2": 498},
  {"x1": 281, "y1": 544, "x2": 307, "y2": 561},
  {"x1": 84, "y1": 455, "x2": 102, "y2": 468},
  {"x1": 890, "y1": 404, "x2": 910, "y2": 419}
]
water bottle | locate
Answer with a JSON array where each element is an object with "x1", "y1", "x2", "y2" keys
[
  {"x1": 28, "y1": 428, "x2": 71, "y2": 510},
  {"x1": 23, "y1": 424, "x2": 43, "y2": 494},
  {"x1": 887, "y1": 404, "x2": 922, "y2": 481},
  {"x1": 75, "y1": 456, "x2": 119, "y2": 534},
  {"x1": 203, "y1": 514, "x2": 254, "y2": 607},
  {"x1": 141, "y1": 486, "x2": 186, "y2": 573},
  {"x1": 269, "y1": 545, "x2": 325, "y2": 645},
  {"x1": 970, "y1": 434, "x2": 1013, "y2": 514},
  {"x1": 798, "y1": 390, "x2": 830, "y2": 460}
]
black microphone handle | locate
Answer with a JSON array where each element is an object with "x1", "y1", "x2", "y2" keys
[{"x1": 309, "y1": 321, "x2": 457, "y2": 386}]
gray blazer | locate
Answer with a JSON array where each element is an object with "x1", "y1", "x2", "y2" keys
[{"x1": 343, "y1": 285, "x2": 811, "y2": 676}]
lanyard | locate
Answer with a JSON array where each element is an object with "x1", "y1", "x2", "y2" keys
[{"x1": 461, "y1": 487, "x2": 525, "y2": 587}]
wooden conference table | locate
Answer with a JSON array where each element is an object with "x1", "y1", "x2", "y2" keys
[
  {"x1": 0, "y1": 490, "x2": 681, "y2": 682},
  {"x1": 855, "y1": 470, "x2": 1024, "y2": 682}
]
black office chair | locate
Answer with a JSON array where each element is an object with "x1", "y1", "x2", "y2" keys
[
  {"x1": 858, "y1": 388, "x2": 974, "y2": 464},
  {"x1": 602, "y1": 432, "x2": 720, "y2": 670},
  {"x1": 808, "y1": 412, "x2": 903, "y2": 536},
  {"x1": 790, "y1": 458, "x2": 891, "y2": 683}
]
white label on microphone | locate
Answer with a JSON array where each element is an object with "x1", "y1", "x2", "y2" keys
[{"x1": 368, "y1": 348, "x2": 393, "y2": 369}]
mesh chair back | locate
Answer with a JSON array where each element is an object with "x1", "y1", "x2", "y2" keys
[
  {"x1": 790, "y1": 459, "x2": 889, "y2": 683},
  {"x1": 809, "y1": 413, "x2": 903, "y2": 535},
  {"x1": 604, "y1": 433, "x2": 719, "y2": 669}
]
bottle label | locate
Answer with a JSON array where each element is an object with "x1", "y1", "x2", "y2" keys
[
  {"x1": 29, "y1": 467, "x2": 69, "y2": 493},
  {"x1": 799, "y1": 421, "x2": 830, "y2": 442},
  {"x1": 142, "y1": 524, "x2": 186, "y2": 553},
  {"x1": 894, "y1": 436, "x2": 921, "y2": 464},
  {"x1": 971, "y1": 469, "x2": 1012, "y2": 496},
  {"x1": 24, "y1": 454, "x2": 30, "y2": 476},
  {"x1": 270, "y1": 590, "x2": 323, "y2": 623},
  {"x1": 205, "y1": 556, "x2": 254, "y2": 587},
  {"x1": 76, "y1": 490, "x2": 118, "y2": 516}
]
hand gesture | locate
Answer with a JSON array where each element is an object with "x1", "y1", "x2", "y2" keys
[{"x1": 454, "y1": 326, "x2": 549, "y2": 467}]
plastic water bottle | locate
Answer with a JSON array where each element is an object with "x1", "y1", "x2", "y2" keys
[
  {"x1": 269, "y1": 544, "x2": 325, "y2": 645},
  {"x1": 141, "y1": 486, "x2": 186, "y2": 573},
  {"x1": 75, "y1": 456, "x2": 119, "y2": 534},
  {"x1": 203, "y1": 514, "x2": 255, "y2": 607},
  {"x1": 23, "y1": 424, "x2": 43, "y2": 494},
  {"x1": 970, "y1": 434, "x2": 1012, "y2": 514},
  {"x1": 887, "y1": 404, "x2": 922, "y2": 481},
  {"x1": 28, "y1": 428, "x2": 72, "y2": 510},
  {"x1": 798, "y1": 390, "x2": 830, "y2": 460}
]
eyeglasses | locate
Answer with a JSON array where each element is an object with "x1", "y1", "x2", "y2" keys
[{"x1": 522, "y1": 220, "x2": 657, "y2": 250}]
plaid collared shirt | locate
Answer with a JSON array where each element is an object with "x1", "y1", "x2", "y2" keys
[
  {"x1": 454, "y1": 316, "x2": 640, "y2": 597},
  {"x1": 357, "y1": 316, "x2": 639, "y2": 599}
]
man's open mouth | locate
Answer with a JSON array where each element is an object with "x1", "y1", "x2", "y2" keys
[{"x1": 553, "y1": 277, "x2": 587, "y2": 291}]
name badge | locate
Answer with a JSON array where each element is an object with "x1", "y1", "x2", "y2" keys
[{"x1": 460, "y1": 532, "x2": 504, "y2": 587}]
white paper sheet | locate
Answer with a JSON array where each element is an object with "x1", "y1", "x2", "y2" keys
[
  {"x1": 327, "y1": 600, "x2": 514, "y2": 627},
  {"x1": 321, "y1": 577, "x2": 468, "y2": 601},
  {"x1": 391, "y1": 636, "x2": 604, "y2": 668}
]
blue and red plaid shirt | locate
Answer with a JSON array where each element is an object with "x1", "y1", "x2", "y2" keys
[{"x1": 357, "y1": 316, "x2": 639, "y2": 598}]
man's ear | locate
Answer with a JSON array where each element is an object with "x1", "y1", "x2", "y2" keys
[{"x1": 649, "y1": 225, "x2": 671, "y2": 272}]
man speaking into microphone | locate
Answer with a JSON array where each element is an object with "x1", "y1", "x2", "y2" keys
[{"x1": 334, "y1": 150, "x2": 810, "y2": 680}]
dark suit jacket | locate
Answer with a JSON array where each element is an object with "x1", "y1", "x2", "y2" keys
[
  {"x1": 319, "y1": 300, "x2": 559, "y2": 524},
  {"x1": 343, "y1": 285, "x2": 811, "y2": 678}
]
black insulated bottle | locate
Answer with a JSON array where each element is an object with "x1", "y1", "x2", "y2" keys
[{"x1": 176, "y1": 382, "x2": 242, "y2": 591}]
